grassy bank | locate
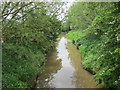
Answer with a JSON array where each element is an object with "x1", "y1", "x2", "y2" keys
[
  {"x1": 66, "y1": 2, "x2": 120, "y2": 89},
  {"x1": 66, "y1": 29, "x2": 120, "y2": 88}
]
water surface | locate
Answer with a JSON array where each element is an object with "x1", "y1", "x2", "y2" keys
[{"x1": 35, "y1": 36, "x2": 103, "y2": 88}]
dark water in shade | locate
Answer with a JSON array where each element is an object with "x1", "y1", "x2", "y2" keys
[{"x1": 35, "y1": 36, "x2": 103, "y2": 88}]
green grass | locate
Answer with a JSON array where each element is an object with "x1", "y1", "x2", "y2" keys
[{"x1": 66, "y1": 30, "x2": 86, "y2": 40}]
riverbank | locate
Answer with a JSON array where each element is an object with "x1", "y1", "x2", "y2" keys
[{"x1": 66, "y1": 28, "x2": 120, "y2": 89}]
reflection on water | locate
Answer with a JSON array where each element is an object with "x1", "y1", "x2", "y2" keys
[
  {"x1": 35, "y1": 36, "x2": 103, "y2": 88},
  {"x1": 35, "y1": 48, "x2": 62, "y2": 88},
  {"x1": 51, "y1": 37, "x2": 75, "y2": 88}
]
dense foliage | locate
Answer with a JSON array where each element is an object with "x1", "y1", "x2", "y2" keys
[
  {"x1": 2, "y1": 2, "x2": 62, "y2": 88},
  {"x1": 66, "y1": 2, "x2": 120, "y2": 88}
]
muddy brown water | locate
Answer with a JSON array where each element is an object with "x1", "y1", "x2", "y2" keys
[{"x1": 34, "y1": 36, "x2": 103, "y2": 88}]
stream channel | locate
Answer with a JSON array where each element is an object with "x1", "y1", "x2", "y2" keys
[{"x1": 34, "y1": 35, "x2": 103, "y2": 88}]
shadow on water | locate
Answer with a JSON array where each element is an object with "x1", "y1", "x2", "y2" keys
[
  {"x1": 35, "y1": 48, "x2": 62, "y2": 88},
  {"x1": 34, "y1": 36, "x2": 104, "y2": 88}
]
